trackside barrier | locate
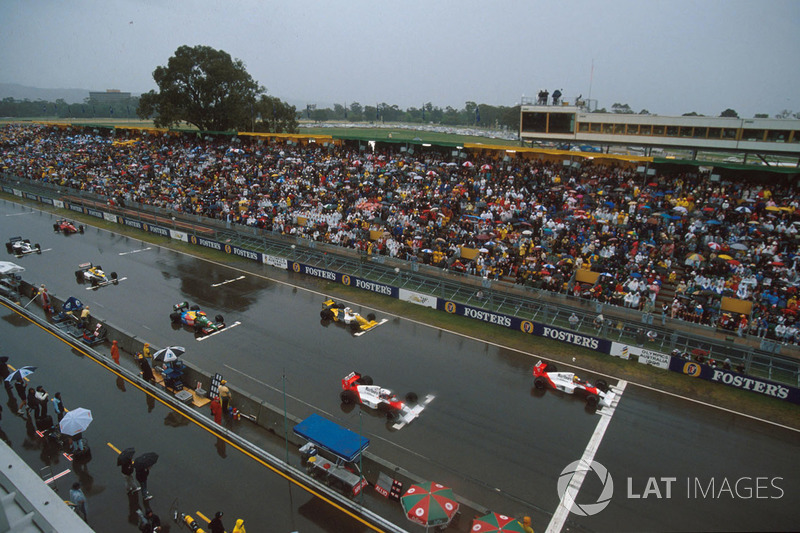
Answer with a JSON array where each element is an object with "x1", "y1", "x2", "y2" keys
[
  {"x1": 5, "y1": 184, "x2": 800, "y2": 406},
  {"x1": 667, "y1": 357, "x2": 800, "y2": 405}
]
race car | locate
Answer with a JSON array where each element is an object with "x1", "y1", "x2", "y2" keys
[
  {"x1": 170, "y1": 301, "x2": 225, "y2": 335},
  {"x1": 74, "y1": 262, "x2": 118, "y2": 288},
  {"x1": 320, "y1": 299, "x2": 385, "y2": 334},
  {"x1": 53, "y1": 219, "x2": 84, "y2": 234},
  {"x1": 340, "y1": 371, "x2": 424, "y2": 423},
  {"x1": 532, "y1": 360, "x2": 615, "y2": 409},
  {"x1": 6, "y1": 237, "x2": 41, "y2": 256}
]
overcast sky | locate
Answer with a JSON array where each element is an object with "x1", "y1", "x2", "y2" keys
[{"x1": 1, "y1": 0, "x2": 799, "y2": 118}]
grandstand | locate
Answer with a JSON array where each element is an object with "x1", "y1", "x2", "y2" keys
[{"x1": 520, "y1": 104, "x2": 800, "y2": 163}]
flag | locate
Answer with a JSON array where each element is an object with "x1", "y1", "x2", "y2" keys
[{"x1": 475, "y1": 106, "x2": 481, "y2": 124}]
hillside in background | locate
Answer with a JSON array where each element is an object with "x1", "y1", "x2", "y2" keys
[{"x1": 0, "y1": 83, "x2": 102, "y2": 103}]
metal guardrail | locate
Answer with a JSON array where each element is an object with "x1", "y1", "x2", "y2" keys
[{"x1": 3, "y1": 174, "x2": 799, "y2": 388}]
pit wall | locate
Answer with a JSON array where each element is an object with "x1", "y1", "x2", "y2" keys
[{"x1": 6, "y1": 185, "x2": 800, "y2": 406}]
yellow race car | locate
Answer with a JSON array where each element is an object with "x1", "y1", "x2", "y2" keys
[{"x1": 320, "y1": 299, "x2": 384, "y2": 335}]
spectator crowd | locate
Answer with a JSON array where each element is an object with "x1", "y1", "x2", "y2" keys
[{"x1": 2, "y1": 123, "x2": 800, "y2": 344}]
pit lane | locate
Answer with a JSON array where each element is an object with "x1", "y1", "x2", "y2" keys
[{"x1": 3, "y1": 199, "x2": 799, "y2": 532}]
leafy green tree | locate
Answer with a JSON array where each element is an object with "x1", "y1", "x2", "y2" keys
[
  {"x1": 349, "y1": 102, "x2": 363, "y2": 121},
  {"x1": 253, "y1": 95, "x2": 297, "y2": 133},
  {"x1": 639, "y1": 109, "x2": 650, "y2": 115},
  {"x1": 754, "y1": 113, "x2": 769, "y2": 118},
  {"x1": 775, "y1": 109, "x2": 793, "y2": 119},
  {"x1": 138, "y1": 45, "x2": 263, "y2": 131},
  {"x1": 611, "y1": 103, "x2": 633, "y2": 114},
  {"x1": 719, "y1": 108, "x2": 739, "y2": 118}
]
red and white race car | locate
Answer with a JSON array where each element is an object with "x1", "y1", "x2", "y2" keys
[
  {"x1": 53, "y1": 219, "x2": 84, "y2": 234},
  {"x1": 532, "y1": 360, "x2": 615, "y2": 408},
  {"x1": 340, "y1": 372, "x2": 431, "y2": 426}
]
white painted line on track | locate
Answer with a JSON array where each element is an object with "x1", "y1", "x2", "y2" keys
[
  {"x1": 118, "y1": 246, "x2": 152, "y2": 256},
  {"x1": 211, "y1": 275, "x2": 245, "y2": 287},
  {"x1": 546, "y1": 380, "x2": 627, "y2": 533},
  {"x1": 5, "y1": 212, "x2": 32, "y2": 216},
  {"x1": 84, "y1": 277, "x2": 127, "y2": 290},
  {"x1": 196, "y1": 321, "x2": 241, "y2": 341}
]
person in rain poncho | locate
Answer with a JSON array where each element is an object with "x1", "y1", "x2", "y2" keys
[{"x1": 232, "y1": 518, "x2": 246, "y2": 533}]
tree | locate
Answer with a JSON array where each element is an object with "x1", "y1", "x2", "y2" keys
[
  {"x1": 775, "y1": 109, "x2": 793, "y2": 119},
  {"x1": 138, "y1": 45, "x2": 263, "y2": 131},
  {"x1": 719, "y1": 108, "x2": 739, "y2": 118},
  {"x1": 611, "y1": 103, "x2": 634, "y2": 114},
  {"x1": 253, "y1": 95, "x2": 297, "y2": 133},
  {"x1": 754, "y1": 113, "x2": 769, "y2": 118},
  {"x1": 639, "y1": 109, "x2": 650, "y2": 115}
]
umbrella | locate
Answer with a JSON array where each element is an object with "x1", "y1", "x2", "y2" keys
[
  {"x1": 462, "y1": 161, "x2": 474, "y2": 168},
  {"x1": 0, "y1": 261, "x2": 25, "y2": 275},
  {"x1": 59, "y1": 407, "x2": 93, "y2": 436},
  {"x1": 480, "y1": 164, "x2": 492, "y2": 171},
  {"x1": 673, "y1": 206, "x2": 688, "y2": 214},
  {"x1": 708, "y1": 242, "x2": 721, "y2": 250},
  {"x1": 134, "y1": 452, "x2": 159, "y2": 470},
  {"x1": 718, "y1": 254, "x2": 734, "y2": 260},
  {"x1": 5, "y1": 366, "x2": 36, "y2": 382},
  {"x1": 400, "y1": 481, "x2": 459, "y2": 528},
  {"x1": 686, "y1": 253, "x2": 705, "y2": 262},
  {"x1": 117, "y1": 447, "x2": 136, "y2": 466},
  {"x1": 471, "y1": 512, "x2": 527, "y2": 532},
  {"x1": 735, "y1": 206, "x2": 752, "y2": 214},
  {"x1": 730, "y1": 243, "x2": 748, "y2": 251},
  {"x1": 479, "y1": 247, "x2": 490, "y2": 253},
  {"x1": 152, "y1": 346, "x2": 186, "y2": 363}
]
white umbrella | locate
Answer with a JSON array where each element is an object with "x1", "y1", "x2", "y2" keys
[
  {"x1": 152, "y1": 346, "x2": 186, "y2": 363},
  {"x1": 60, "y1": 407, "x2": 93, "y2": 436},
  {"x1": 0, "y1": 261, "x2": 25, "y2": 276}
]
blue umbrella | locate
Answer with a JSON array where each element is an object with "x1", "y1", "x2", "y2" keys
[
  {"x1": 630, "y1": 272, "x2": 643, "y2": 278},
  {"x1": 5, "y1": 366, "x2": 36, "y2": 382}
]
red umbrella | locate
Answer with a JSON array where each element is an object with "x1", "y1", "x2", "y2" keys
[
  {"x1": 400, "y1": 481, "x2": 459, "y2": 529},
  {"x1": 471, "y1": 512, "x2": 527, "y2": 532}
]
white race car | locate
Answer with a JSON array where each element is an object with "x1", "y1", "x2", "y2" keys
[
  {"x1": 6, "y1": 237, "x2": 41, "y2": 256},
  {"x1": 75, "y1": 262, "x2": 118, "y2": 288},
  {"x1": 340, "y1": 372, "x2": 432, "y2": 426},
  {"x1": 532, "y1": 360, "x2": 615, "y2": 408}
]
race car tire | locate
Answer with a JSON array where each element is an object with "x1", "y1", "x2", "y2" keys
[
  {"x1": 91, "y1": 278, "x2": 98, "y2": 288},
  {"x1": 595, "y1": 379, "x2": 609, "y2": 392},
  {"x1": 534, "y1": 376, "x2": 547, "y2": 389},
  {"x1": 340, "y1": 390, "x2": 357, "y2": 404},
  {"x1": 190, "y1": 304, "x2": 200, "y2": 311},
  {"x1": 53, "y1": 224, "x2": 60, "y2": 232},
  {"x1": 78, "y1": 225, "x2": 84, "y2": 234},
  {"x1": 586, "y1": 394, "x2": 599, "y2": 408},
  {"x1": 110, "y1": 272, "x2": 118, "y2": 281},
  {"x1": 194, "y1": 323, "x2": 204, "y2": 333},
  {"x1": 5, "y1": 243, "x2": 12, "y2": 254},
  {"x1": 35, "y1": 244, "x2": 41, "y2": 254},
  {"x1": 350, "y1": 322, "x2": 361, "y2": 332},
  {"x1": 170, "y1": 312, "x2": 182, "y2": 324},
  {"x1": 367, "y1": 313, "x2": 376, "y2": 321},
  {"x1": 356, "y1": 375, "x2": 373, "y2": 385},
  {"x1": 546, "y1": 363, "x2": 558, "y2": 373},
  {"x1": 74, "y1": 271, "x2": 83, "y2": 282},
  {"x1": 320, "y1": 309, "x2": 334, "y2": 321},
  {"x1": 378, "y1": 404, "x2": 399, "y2": 421},
  {"x1": 215, "y1": 314, "x2": 224, "y2": 325},
  {"x1": 405, "y1": 392, "x2": 418, "y2": 404}
]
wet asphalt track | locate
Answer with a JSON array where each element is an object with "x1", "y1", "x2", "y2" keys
[{"x1": 2, "y1": 199, "x2": 799, "y2": 532}]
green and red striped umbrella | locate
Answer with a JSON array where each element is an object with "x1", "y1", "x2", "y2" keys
[
  {"x1": 471, "y1": 511, "x2": 527, "y2": 532},
  {"x1": 400, "y1": 481, "x2": 459, "y2": 527}
]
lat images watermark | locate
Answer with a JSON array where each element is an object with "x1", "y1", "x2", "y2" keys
[
  {"x1": 558, "y1": 460, "x2": 785, "y2": 516},
  {"x1": 557, "y1": 460, "x2": 614, "y2": 516}
]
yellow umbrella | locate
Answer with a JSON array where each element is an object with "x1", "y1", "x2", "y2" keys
[
  {"x1": 718, "y1": 254, "x2": 733, "y2": 260},
  {"x1": 765, "y1": 206, "x2": 781, "y2": 212}
]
